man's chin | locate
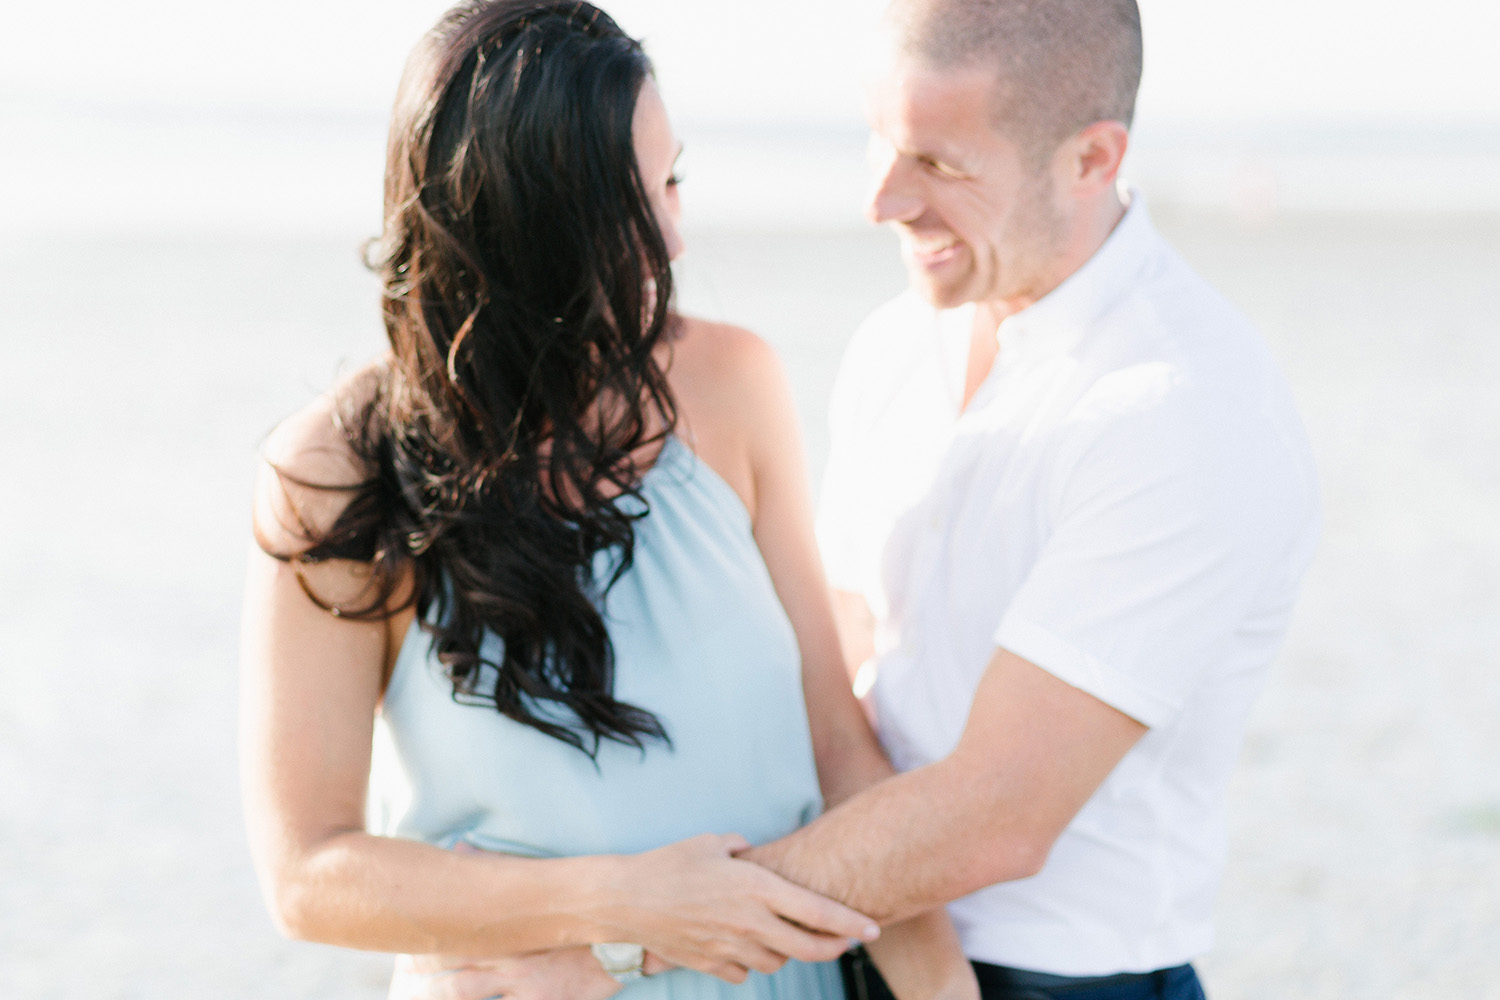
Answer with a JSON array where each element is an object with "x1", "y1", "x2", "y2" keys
[{"x1": 905, "y1": 271, "x2": 971, "y2": 311}]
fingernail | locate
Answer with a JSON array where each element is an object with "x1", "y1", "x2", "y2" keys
[{"x1": 863, "y1": 923, "x2": 880, "y2": 940}]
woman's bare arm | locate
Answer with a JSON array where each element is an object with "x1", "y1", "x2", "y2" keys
[
  {"x1": 713, "y1": 326, "x2": 978, "y2": 1000},
  {"x1": 239, "y1": 387, "x2": 877, "y2": 980}
]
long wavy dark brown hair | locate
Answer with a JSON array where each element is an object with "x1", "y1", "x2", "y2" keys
[{"x1": 271, "y1": 0, "x2": 679, "y2": 757}]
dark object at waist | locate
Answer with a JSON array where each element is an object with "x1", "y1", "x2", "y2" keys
[
  {"x1": 973, "y1": 960, "x2": 1195, "y2": 995},
  {"x1": 841, "y1": 947, "x2": 1205, "y2": 1000}
]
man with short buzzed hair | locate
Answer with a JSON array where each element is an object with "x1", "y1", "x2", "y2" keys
[
  {"x1": 890, "y1": 0, "x2": 1143, "y2": 164},
  {"x1": 740, "y1": 0, "x2": 1319, "y2": 996},
  {"x1": 388, "y1": 2, "x2": 1317, "y2": 997}
]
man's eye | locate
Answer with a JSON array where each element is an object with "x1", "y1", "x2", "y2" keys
[{"x1": 922, "y1": 158, "x2": 966, "y2": 179}]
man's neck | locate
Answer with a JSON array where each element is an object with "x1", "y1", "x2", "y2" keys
[
  {"x1": 961, "y1": 304, "x2": 1002, "y2": 410},
  {"x1": 963, "y1": 188, "x2": 1129, "y2": 402},
  {"x1": 1062, "y1": 185, "x2": 1129, "y2": 283},
  {"x1": 1031, "y1": 186, "x2": 1128, "y2": 311}
]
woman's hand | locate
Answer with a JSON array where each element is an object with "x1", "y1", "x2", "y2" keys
[
  {"x1": 378, "y1": 828, "x2": 887, "y2": 1000},
  {"x1": 589, "y1": 833, "x2": 878, "y2": 984}
]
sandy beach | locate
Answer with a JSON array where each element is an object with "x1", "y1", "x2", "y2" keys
[{"x1": 2, "y1": 207, "x2": 1497, "y2": 999}]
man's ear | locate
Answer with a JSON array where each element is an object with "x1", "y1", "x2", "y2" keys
[{"x1": 1058, "y1": 120, "x2": 1129, "y2": 196}]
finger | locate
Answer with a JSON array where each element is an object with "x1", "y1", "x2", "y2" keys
[
  {"x1": 640, "y1": 952, "x2": 673, "y2": 976},
  {"x1": 647, "y1": 943, "x2": 754, "y2": 984},
  {"x1": 434, "y1": 967, "x2": 513, "y2": 1000},
  {"x1": 718, "y1": 833, "x2": 751, "y2": 854},
  {"x1": 703, "y1": 961, "x2": 752, "y2": 986},
  {"x1": 389, "y1": 963, "x2": 504, "y2": 1000},
  {"x1": 684, "y1": 934, "x2": 790, "y2": 979},
  {"x1": 759, "y1": 875, "x2": 880, "y2": 945},
  {"x1": 742, "y1": 916, "x2": 856, "y2": 966},
  {"x1": 405, "y1": 953, "x2": 476, "y2": 975},
  {"x1": 657, "y1": 928, "x2": 786, "y2": 980},
  {"x1": 729, "y1": 941, "x2": 789, "y2": 977}
]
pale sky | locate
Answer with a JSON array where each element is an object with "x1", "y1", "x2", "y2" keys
[
  {"x1": 3, "y1": 0, "x2": 1496, "y2": 236},
  {"x1": 1, "y1": 0, "x2": 1497, "y2": 127}
]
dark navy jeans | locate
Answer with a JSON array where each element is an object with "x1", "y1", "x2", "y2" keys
[{"x1": 841, "y1": 947, "x2": 1208, "y2": 1000}]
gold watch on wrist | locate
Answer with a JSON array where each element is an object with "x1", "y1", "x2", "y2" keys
[{"x1": 590, "y1": 942, "x2": 646, "y2": 984}]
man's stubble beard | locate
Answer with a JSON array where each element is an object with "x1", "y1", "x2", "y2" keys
[
  {"x1": 985, "y1": 165, "x2": 1067, "y2": 307},
  {"x1": 910, "y1": 165, "x2": 1068, "y2": 311}
]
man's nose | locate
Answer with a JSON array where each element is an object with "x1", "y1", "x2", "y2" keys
[{"x1": 865, "y1": 147, "x2": 922, "y2": 225}]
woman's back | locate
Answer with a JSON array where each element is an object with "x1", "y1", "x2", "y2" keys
[
  {"x1": 370, "y1": 326, "x2": 845, "y2": 997},
  {"x1": 374, "y1": 433, "x2": 822, "y2": 856}
]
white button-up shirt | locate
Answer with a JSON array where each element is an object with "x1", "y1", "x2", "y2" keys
[{"x1": 817, "y1": 193, "x2": 1319, "y2": 975}]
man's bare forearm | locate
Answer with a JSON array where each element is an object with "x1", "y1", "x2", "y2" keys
[
  {"x1": 741, "y1": 757, "x2": 1042, "y2": 923},
  {"x1": 742, "y1": 648, "x2": 1148, "y2": 922}
]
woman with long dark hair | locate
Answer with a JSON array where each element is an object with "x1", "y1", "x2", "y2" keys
[{"x1": 240, "y1": 3, "x2": 974, "y2": 998}]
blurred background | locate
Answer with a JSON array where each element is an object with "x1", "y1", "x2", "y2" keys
[{"x1": 1, "y1": 1, "x2": 1497, "y2": 997}]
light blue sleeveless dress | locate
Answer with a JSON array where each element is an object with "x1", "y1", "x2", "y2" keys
[{"x1": 371, "y1": 434, "x2": 844, "y2": 999}]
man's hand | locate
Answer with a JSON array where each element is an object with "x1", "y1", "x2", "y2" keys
[
  {"x1": 861, "y1": 910, "x2": 980, "y2": 1000},
  {"x1": 591, "y1": 833, "x2": 879, "y2": 984},
  {"x1": 388, "y1": 948, "x2": 657, "y2": 1000}
]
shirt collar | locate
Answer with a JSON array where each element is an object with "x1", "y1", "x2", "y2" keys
[{"x1": 993, "y1": 184, "x2": 1156, "y2": 363}]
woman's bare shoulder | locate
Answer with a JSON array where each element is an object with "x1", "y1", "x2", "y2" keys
[
  {"x1": 669, "y1": 315, "x2": 787, "y2": 408},
  {"x1": 664, "y1": 317, "x2": 802, "y2": 522},
  {"x1": 673, "y1": 314, "x2": 775, "y2": 360},
  {"x1": 253, "y1": 359, "x2": 387, "y2": 558}
]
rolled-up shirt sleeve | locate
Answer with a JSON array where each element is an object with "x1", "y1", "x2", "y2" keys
[{"x1": 994, "y1": 364, "x2": 1310, "y2": 727}]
